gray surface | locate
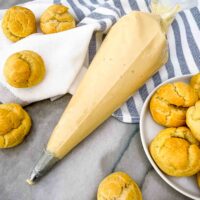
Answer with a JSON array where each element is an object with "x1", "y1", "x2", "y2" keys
[
  {"x1": 0, "y1": 1, "x2": 193, "y2": 200},
  {"x1": 0, "y1": 94, "x2": 189, "y2": 200},
  {"x1": 0, "y1": 94, "x2": 136, "y2": 200}
]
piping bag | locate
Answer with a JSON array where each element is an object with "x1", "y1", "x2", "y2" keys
[{"x1": 27, "y1": 1, "x2": 180, "y2": 184}]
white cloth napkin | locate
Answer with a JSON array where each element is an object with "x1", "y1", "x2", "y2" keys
[
  {"x1": 0, "y1": 24, "x2": 96, "y2": 104},
  {"x1": 0, "y1": 0, "x2": 118, "y2": 105}
]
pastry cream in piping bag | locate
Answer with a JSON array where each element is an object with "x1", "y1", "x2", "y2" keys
[{"x1": 27, "y1": 2, "x2": 180, "y2": 184}]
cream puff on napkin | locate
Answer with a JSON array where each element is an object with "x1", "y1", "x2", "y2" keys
[{"x1": 0, "y1": 0, "x2": 120, "y2": 105}]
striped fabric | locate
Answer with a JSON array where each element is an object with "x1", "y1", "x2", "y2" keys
[{"x1": 52, "y1": 0, "x2": 200, "y2": 123}]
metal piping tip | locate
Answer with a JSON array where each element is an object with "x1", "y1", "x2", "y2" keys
[
  {"x1": 26, "y1": 169, "x2": 40, "y2": 185},
  {"x1": 26, "y1": 150, "x2": 59, "y2": 185},
  {"x1": 26, "y1": 179, "x2": 34, "y2": 185}
]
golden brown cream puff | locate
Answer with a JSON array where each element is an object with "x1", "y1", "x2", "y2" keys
[
  {"x1": 4, "y1": 50, "x2": 46, "y2": 88},
  {"x1": 40, "y1": 4, "x2": 75, "y2": 34},
  {"x1": 2, "y1": 6, "x2": 36, "y2": 42},
  {"x1": 190, "y1": 73, "x2": 200, "y2": 98},
  {"x1": 150, "y1": 82, "x2": 198, "y2": 127},
  {"x1": 186, "y1": 100, "x2": 200, "y2": 141},
  {"x1": 0, "y1": 103, "x2": 31, "y2": 148},
  {"x1": 97, "y1": 171, "x2": 142, "y2": 200},
  {"x1": 150, "y1": 127, "x2": 200, "y2": 176}
]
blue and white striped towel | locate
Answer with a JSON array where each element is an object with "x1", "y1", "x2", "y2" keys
[
  {"x1": 113, "y1": 1, "x2": 200, "y2": 123},
  {"x1": 1, "y1": 0, "x2": 200, "y2": 123}
]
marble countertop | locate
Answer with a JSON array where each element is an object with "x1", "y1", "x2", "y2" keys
[
  {"x1": 0, "y1": 94, "x2": 190, "y2": 200},
  {"x1": 0, "y1": 0, "x2": 195, "y2": 200}
]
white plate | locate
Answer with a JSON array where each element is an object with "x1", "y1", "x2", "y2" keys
[{"x1": 140, "y1": 74, "x2": 200, "y2": 200}]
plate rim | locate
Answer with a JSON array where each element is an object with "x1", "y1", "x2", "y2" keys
[{"x1": 139, "y1": 74, "x2": 200, "y2": 200}]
